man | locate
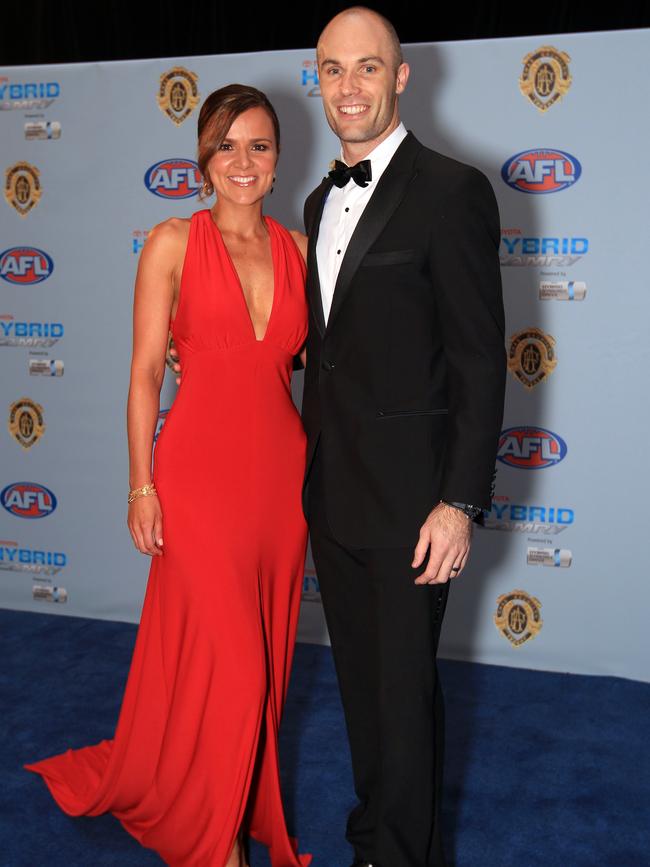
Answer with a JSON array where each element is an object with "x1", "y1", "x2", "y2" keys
[
  {"x1": 301, "y1": 7, "x2": 506, "y2": 867},
  {"x1": 171, "y1": 7, "x2": 505, "y2": 862}
]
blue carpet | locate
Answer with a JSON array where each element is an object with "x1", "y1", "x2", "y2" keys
[{"x1": 2, "y1": 607, "x2": 649, "y2": 866}]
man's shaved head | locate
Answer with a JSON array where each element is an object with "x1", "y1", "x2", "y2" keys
[
  {"x1": 315, "y1": 5, "x2": 409, "y2": 160},
  {"x1": 317, "y1": 6, "x2": 403, "y2": 72}
]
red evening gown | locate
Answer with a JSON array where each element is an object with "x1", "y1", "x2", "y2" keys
[{"x1": 24, "y1": 208, "x2": 311, "y2": 867}]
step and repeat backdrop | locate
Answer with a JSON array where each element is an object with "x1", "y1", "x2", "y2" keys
[{"x1": 1, "y1": 29, "x2": 648, "y2": 681}]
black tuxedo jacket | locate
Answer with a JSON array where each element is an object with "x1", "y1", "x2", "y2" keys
[{"x1": 301, "y1": 130, "x2": 506, "y2": 549}]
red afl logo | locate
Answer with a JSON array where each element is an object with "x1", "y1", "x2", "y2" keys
[
  {"x1": 501, "y1": 149, "x2": 581, "y2": 194},
  {"x1": 497, "y1": 426, "x2": 567, "y2": 469},
  {"x1": 0, "y1": 482, "x2": 57, "y2": 518},
  {"x1": 144, "y1": 158, "x2": 201, "y2": 199},
  {"x1": 0, "y1": 247, "x2": 53, "y2": 284}
]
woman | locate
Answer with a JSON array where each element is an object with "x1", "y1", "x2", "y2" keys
[{"x1": 24, "y1": 84, "x2": 311, "y2": 867}]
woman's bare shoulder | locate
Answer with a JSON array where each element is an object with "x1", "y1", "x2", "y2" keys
[
  {"x1": 146, "y1": 216, "x2": 191, "y2": 247},
  {"x1": 139, "y1": 217, "x2": 191, "y2": 268}
]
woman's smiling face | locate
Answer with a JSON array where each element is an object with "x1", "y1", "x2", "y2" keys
[{"x1": 206, "y1": 106, "x2": 278, "y2": 204}]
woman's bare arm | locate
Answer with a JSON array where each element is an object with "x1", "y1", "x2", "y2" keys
[{"x1": 126, "y1": 218, "x2": 186, "y2": 554}]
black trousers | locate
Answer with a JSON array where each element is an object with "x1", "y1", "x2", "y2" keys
[{"x1": 307, "y1": 441, "x2": 450, "y2": 867}]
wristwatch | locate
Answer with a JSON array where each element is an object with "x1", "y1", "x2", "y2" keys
[{"x1": 442, "y1": 500, "x2": 483, "y2": 520}]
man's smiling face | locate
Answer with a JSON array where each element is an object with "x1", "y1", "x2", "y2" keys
[{"x1": 317, "y1": 10, "x2": 409, "y2": 153}]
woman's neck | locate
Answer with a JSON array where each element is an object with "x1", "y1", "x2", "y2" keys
[{"x1": 209, "y1": 200, "x2": 267, "y2": 240}]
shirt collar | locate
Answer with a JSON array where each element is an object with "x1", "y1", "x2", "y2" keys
[{"x1": 338, "y1": 121, "x2": 407, "y2": 186}]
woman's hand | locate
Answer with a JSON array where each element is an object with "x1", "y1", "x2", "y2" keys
[
  {"x1": 169, "y1": 345, "x2": 181, "y2": 385},
  {"x1": 128, "y1": 494, "x2": 164, "y2": 556}
]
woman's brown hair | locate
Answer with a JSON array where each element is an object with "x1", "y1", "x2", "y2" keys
[{"x1": 197, "y1": 83, "x2": 281, "y2": 199}]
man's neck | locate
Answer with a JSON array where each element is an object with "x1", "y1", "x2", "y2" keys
[{"x1": 340, "y1": 116, "x2": 402, "y2": 166}]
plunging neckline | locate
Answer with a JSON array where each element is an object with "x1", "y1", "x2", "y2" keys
[{"x1": 206, "y1": 209, "x2": 277, "y2": 344}]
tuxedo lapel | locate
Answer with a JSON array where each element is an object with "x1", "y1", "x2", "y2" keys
[
  {"x1": 305, "y1": 176, "x2": 333, "y2": 338},
  {"x1": 325, "y1": 131, "x2": 422, "y2": 333}
]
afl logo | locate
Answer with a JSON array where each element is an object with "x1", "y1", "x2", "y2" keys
[
  {"x1": 501, "y1": 149, "x2": 581, "y2": 194},
  {"x1": 0, "y1": 246, "x2": 53, "y2": 284},
  {"x1": 144, "y1": 158, "x2": 201, "y2": 199},
  {"x1": 1, "y1": 481, "x2": 57, "y2": 518},
  {"x1": 497, "y1": 426, "x2": 567, "y2": 470}
]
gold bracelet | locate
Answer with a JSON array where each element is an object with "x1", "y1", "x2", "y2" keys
[{"x1": 128, "y1": 482, "x2": 158, "y2": 503}]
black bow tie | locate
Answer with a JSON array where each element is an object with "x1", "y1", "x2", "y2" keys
[{"x1": 328, "y1": 159, "x2": 372, "y2": 188}]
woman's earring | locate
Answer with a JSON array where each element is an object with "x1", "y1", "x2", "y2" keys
[{"x1": 270, "y1": 175, "x2": 276, "y2": 194}]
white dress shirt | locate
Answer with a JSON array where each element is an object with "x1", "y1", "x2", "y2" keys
[{"x1": 316, "y1": 122, "x2": 408, "y2": 325}]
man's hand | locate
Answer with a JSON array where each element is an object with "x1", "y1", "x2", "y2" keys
[
  {"x1": 169, "y1": 345, "x2": 181, "y2": 385},
  {"x1": 412, "y1": 502, "x2": 473, "y2": 584}
]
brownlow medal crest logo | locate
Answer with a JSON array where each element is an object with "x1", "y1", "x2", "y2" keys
[
  {"x1": 519, "y1": 46, "x2": 572, "y2": 112},
  {"x1": 157, "y1": 67, "x2": 200, "y2": 125},
  {"x1": 494, "y1": 590, "x2": 543, "y2": 647},
  {"x1": 8, "y1": 397, "x2": 45, "y2": 449},
  {"x1": 508, "y1": 327, "x2": 557, "y2": 389},
  {"x1": 4, "y1": 162, "x2": 42, "y2": 217}
]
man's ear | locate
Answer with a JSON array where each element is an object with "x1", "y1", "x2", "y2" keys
[{"x1": 396, "y1": 62, "x2": 410, "y2": 95}]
